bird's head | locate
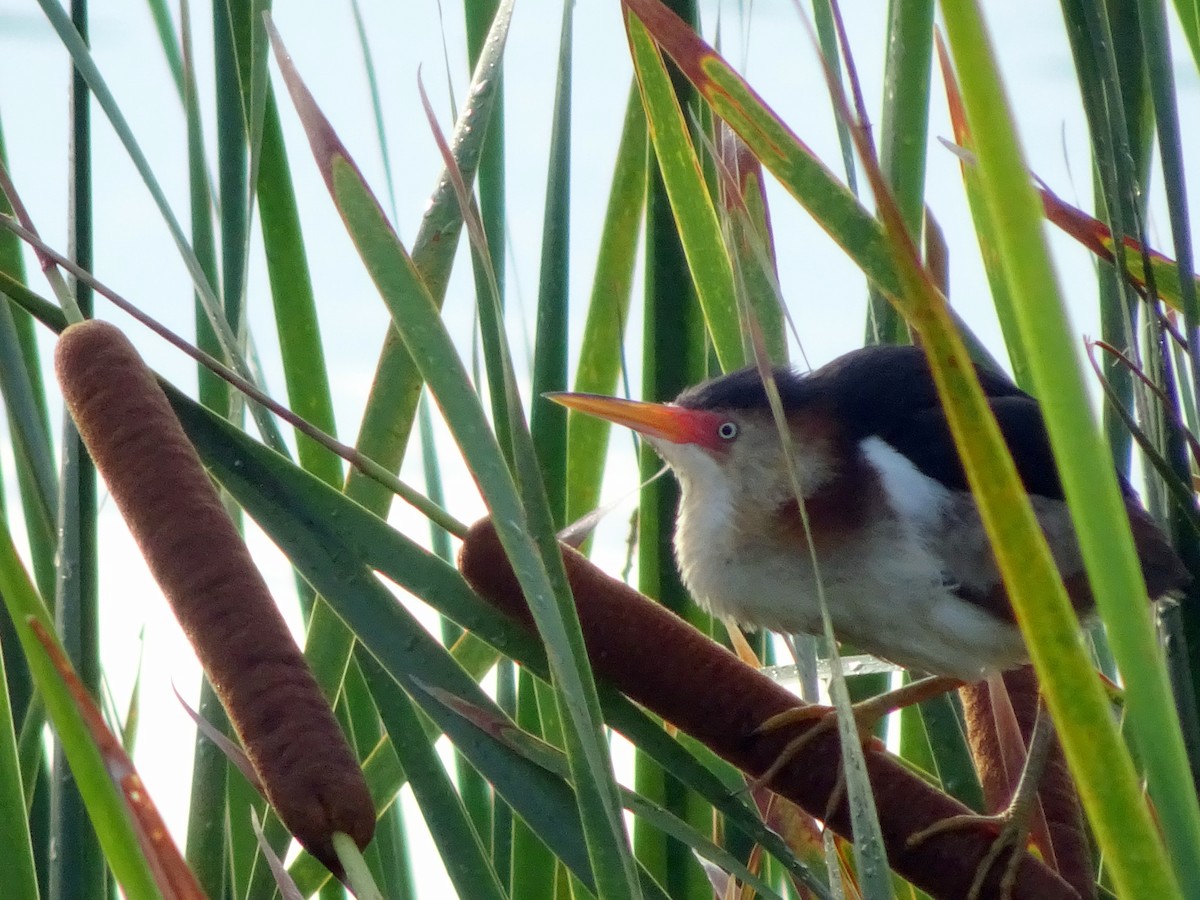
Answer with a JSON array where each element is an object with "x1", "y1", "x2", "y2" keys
[{"x1": 547, "y1": 368, "x2": 841, "y2": 509}]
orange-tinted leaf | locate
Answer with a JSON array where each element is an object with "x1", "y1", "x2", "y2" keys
[
  {"x1": 938, "y1": 30, "x2": 1192, "y2": 314},
  {"x1": 28, "y1": 619, "x2": 206, "y2": 900},
  {"x1": 1039, "y1": 185, "x2": 1188, "y2": 309},
  {"x1": 937, "y1": 31, "x2": 969, "y2": 148}
]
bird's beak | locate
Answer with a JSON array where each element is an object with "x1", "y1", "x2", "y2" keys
[{"x1": 546, "y1": 392, "x2": 712, "y2": 446}]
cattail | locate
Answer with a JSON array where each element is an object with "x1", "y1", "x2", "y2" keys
[
  {"x1": 459, "y1": 518, "x2": 1077, "y2": 900},
  {"x1": 54, "y1": 319, "x2": 374, "y2": 873},
  {"x1": 961, "y1": 670, "x2": 1093, "y2": 899}
]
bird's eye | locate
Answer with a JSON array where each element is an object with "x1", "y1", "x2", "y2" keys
[{"x1": 717, "y1": 421, "x2": 738, "y2": 441}]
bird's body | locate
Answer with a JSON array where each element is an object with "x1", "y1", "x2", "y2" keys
[
  {"x1": 552, "y1": 345, "x2": 1188, "y2": 682},
  {"x1": 668, "y1": 431, "x2": 1032, "y2": 679}
]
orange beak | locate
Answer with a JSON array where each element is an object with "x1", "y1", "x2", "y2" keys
[{"x1": 546, "y1": 392, "x2": 723, "y2": 449}]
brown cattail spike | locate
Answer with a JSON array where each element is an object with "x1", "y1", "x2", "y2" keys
[
  {"x1": 460, "y1": 518, "x2": 1079, "y2": 900},
  {"x1": 961, "y1": 670, "x2": 1094, "y2": 900},
  {"x1": 54, "y1": 319, "x2": 374, "y2": 873}
]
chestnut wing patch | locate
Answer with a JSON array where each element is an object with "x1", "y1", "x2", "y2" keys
[{"x1": 771, "y1": 447, "x2": 882, "y2": 552}]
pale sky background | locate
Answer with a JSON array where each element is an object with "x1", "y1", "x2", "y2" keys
[{"x1": 0, "y1": 0, "x2": 1198, "y2": 895}]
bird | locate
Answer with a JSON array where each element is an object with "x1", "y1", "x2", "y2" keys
[
  {"x1": 549, "y1": 343, "x2": 1188, "y2": 682},
  {"x1": 553, "y1": 343, "x2": 1189, "y2": 897}
]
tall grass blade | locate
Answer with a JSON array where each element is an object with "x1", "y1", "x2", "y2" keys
[
  {"x1": 420, "y1": 391, "x2": 486, "y2": 866},
  {"x1": 626, "y1": 12, "x2": 744, "y2": 371},
  {"x1": 717, "y1": 129, "x2": 787, "y2": 365},
  {"x1": 214, "y1": 0, "x2": 249, "y2": 352},
  {"x1": 178, "y1": 6, "x2": 231, "y2": 887},
  {"x1": 0, "y1": 299, "x2": 56, "y2": 579},
  {"x1": 0, "y1": 146, "x2": 55, "y2": 625},
  {"x1": 1171, "y1": 0, "x2": 1200, "y2": 71},
  {"x1": 0, "y1": 153, "x2": 54, "y2": 606},
  {"x1": 808, "y1": 0, "x2": 858, "y2": 197},
  {"x1": 464, "y1": 0, "x2": 507, "y2": 325},
  {"x1": 934, "y1": 35, "x2": 1030, "y2": 387},
  {"x1": 349, "y1": 0, "x2": 399, "y2": 216},
  {"x1": 524, "y1": 52, "x2": 578, "y2": 832},
  {"x1": 565, "y1": 85, "x2": 646, "y2": 525},
  {"x1": 867, "y1": 0, "x2": 933, "y2": 345},
  {"x1": 0, "y1": 632, "x2": 38, "y2": 900},
  {"x1": 358, "y1": 656, "x2": 508, "y2": 900},
  {"x1": 32, "y1": 0, "x2": 286, "y2": 453},
  {"x1": 509, "y1": 670, "x2": 558, "y2": 900},
  {"x1": 270, "y1": 23, "x2": 641, "y2": 894},
  {"x1": 1059, "y1": 1, "x2": 1150, "y2": 474},
  {"x1": 942, "y1": 4, "x2": 1197, "y2": 894},
  {"x1": 529, "y1": 0, "x2": 574, "y2": 526},
  {"x1": 178, "y1": 0, "x2": 224, "y2": 417},
  {"x1": 50, "y1": 2, "x2": 106, "y2": 892},
  {"x1": 51, "y1": 422, "x2": 103, "y2": 900},
  {"x1": 414, "y1": 74, "x2": 515, "y2": 462},
  {"x1": 344, "y1": 0, "x2": 510, "y2": 519},
  {"x1": 0, "y1": 523, "x2": 161, "y2": 899},
  {"x1": 1058, "y1": 0, "x2": 1149, "y2": 408},
  {"x1": 912, "y1": 691, "x2": 982, "y2": 813},
  {"x1": 630, "y1": 1, "x2": 718, "y2": 892},
  {"x1": 257, "y1": 96, "x2": 341, "y2": 486},
  {"x1": 1134, "y1": 0, "x2": 1200, "y2": 793},
  {"x1": 142, "y1": 0, "x2": 183, "y2": 96}
]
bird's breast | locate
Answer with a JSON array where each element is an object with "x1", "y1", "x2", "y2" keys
[{"x1": 671, "y1": 437, "x2": 1029, "y2": 680}]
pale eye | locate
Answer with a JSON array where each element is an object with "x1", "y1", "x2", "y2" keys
[{"x1": 717, "y1": 421, "x2": 738, "y2": 441}]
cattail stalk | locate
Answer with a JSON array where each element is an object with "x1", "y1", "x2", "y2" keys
[
  {"x1": 54, "y1": 319, "x2": 374, "y2": 873},
  {"x1": 460, "y1": 518, "x2": 1079, "y2": 900}
]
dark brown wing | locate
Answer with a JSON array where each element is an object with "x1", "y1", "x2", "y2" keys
[
  {"x1": 818, "y1": 347, "x2": 1190, "y2": 604},
  {"x1": 877, "y1": 395, "x2": 1063, "y2": 500},
  {"x1": 884, "y1": 398, "x2": 1188, "y2": 601}
]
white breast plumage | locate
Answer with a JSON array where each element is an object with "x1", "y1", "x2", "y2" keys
[{"x1": 670, "y1": 435, "x2": 1029, "y2": 681}]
